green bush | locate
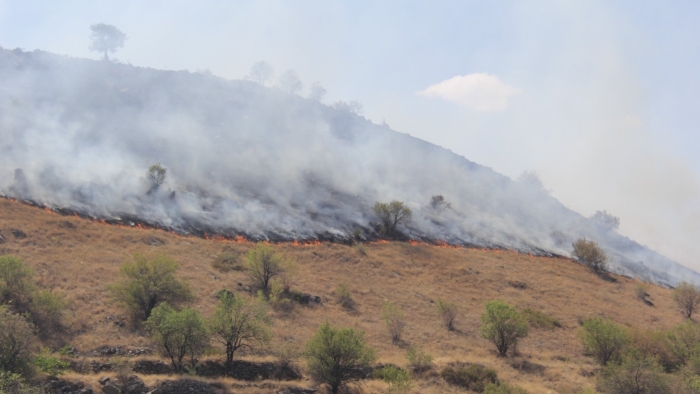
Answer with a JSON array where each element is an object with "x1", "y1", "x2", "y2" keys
[
  {"x1": 484, "y1": 382, "x2": 530, "y2": 394},
  {"x1": 667, "y1": 321, "x2": 700, "y2": 366},
  {"x1": 629, "y1": 328, "x2": 677, "y2": 372},
  {"x1": 304, "y1": 321, "x2": 376, "y2": 394},
  {"x1": 0, "y1": 305, "x2": 37, "y2": 374},
  {"x1": 674, "y1": 282, "x2": 700, "y2": 319},
  {"x1": 0, "y1": 255, "x2": 35, "y2": 306},
  {"x1": 0, "y1": 371, "x2": 41, "y2": 394},
  {"x1": 579, "y1": 317, "x2": 629, "y2": 366},
  {"x1": 597, "y1": 354, "x2": 670, "y2": 394},
  {"x1": 208, "y1": 292, "x2": 271, "y2": 363},
  {"x1": 110, "y1": 253, "x2": 194, "y2": 320},
  {"x1": 441, "y1": 364, "x2": 498, "y2": 393},
  {"x1": 246, "y1": 243, "x2": 288, "y2": 294},
  {"x1": 572, "y1": 238, "x2": 608, "y2": 274},
  {"x1": 374, "y1": 365, "x2": 411, "y2": 393},
  {"x1": 405, "y1": 346, "x2": 433, "y2": 373},
  {"x1": 381, "y1": 301, "x2": 405, "y2": 342},
  {"x1": 33, "y1": 349, "x2": 69, "y2": 377},
  {"x1": 372, "y1": 201, "x2": 412, "y2": 235},
  {"x1": 436, "y1": 298, "x2": 458, "y2": 331},
  {"x1": 335, "y1": 283, "x2": 355, "y2": 309},
  {"x1": 211, "y1": 252, "x2": 242, "y2": 273},
  {"x1": 29, "y1": 289, "x2": 67, "y2": 335},
  {"x1": 480, "y1": 300, "x2": 529, "y2": 357},
  {"x1": 145, "y1": 303, "x2": 209, "y2": 373},
  {"x1": 521, "y1": 308, "x2": 561, "y2": 330},
  {"x1": 148, "y1": 163, "x2": 167, "y2": 186}
]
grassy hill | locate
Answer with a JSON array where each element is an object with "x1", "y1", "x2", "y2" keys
[{"x1": 0, "y1": 197, "x2": 688, "y2": 393}]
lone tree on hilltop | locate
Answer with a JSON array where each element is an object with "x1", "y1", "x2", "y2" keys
[
  {"x1": 89, "y1": 23, "x2": 126, "y2": 61},
  {"x1": 590, "y1": 210, "x2": 620, "y2": 232},
  {"x1": 673, "y1": 281, "x2": 700, "y2": 319},
  {"x1": 572, "y1": 238, "x2": 608, "y2": 275},
  {"x1": 248, "y1": 61, "x2": 274, "y2": 86},
  {"x1": 373, "y1": 201, "x2": 412, "y2": 235}
]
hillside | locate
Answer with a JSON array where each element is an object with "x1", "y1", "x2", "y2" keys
[
  {"x1": 0, "y1": 47, "x2": 697, "y2": 287},
  {"x1": 0, "y1": 197, "x2": 688, "y2": 393}
]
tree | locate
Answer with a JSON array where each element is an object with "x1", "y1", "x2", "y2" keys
[
  {"x1": 381, "y1": 301, "x2": 405, "y2": 342},
  {"x1": 209, "y1": 292, "x2": 271, "y2": 363},
  {"x1": 248, "y1": 61, "x2": 274, "y2": 86},
  {"x1": 88, "y1": 23, "x2": 126, "y2": 61},
  {"x1": 429, "y1": 195, "x2": 451, "y2": 211},
  {"x1": 516, "y1": 170, "x2": 549, "y2": 194},
  {"x1": 579, "y1": 317, "x2": 630, "y2": 366},
  {"x1": 572, "y1": 238, "x2": 608, "y2": 274},
  {"x1": 591, "y1": 210, "x2": 620, "y2": 232},
  {"x1": 246, "y1": 243, "x2": 286, "y2": 294},
  {"x1": 145, "y1": 303, "x2": 209, "y2": 373},
  {"x1": 674, "y1": 282, "x2": 700, "y2": 319},
  {"x1": 332, "y1": 100, "x2": 363, "y2": 115},
  {"x1": 304, "y1": 322, "x2": 376, "y2": 394},
  {"x1": 480, "y1": 300, "x2": 529, "y2": 357},
  {"x1": 373, "y1": 201, "x2": 412, "y2": 235},
  {"x1": 667, "y1": 321, "x2": 700, "y2": 366},
  {"x1": 277, "y1": 69, "x2": 303, "y2": 95},
  {"x1": 308, "y1": 82, "x2": 327, "y2": 101},
  {"x1": 436, "y1": 298, "x2": 458, "y2": 331},
  {"x1": 148, "y1": 163, "x2": 167, "y2": 187},
  {"x1": 109, "y1": 253, "x2": 194, "y2": 320},
  {"x1": 0, "y1": 306, "x2": 37, "y2": 374},
  {"x1": 597, "y1": 354, "x2": 670, "y2": 394},
  {"x1": 0, "y1": 256, "x2": 34, "y2": 306}
]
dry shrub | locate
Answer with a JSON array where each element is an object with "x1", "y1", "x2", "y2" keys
[
  {"x1": 335, "y1": 283, "x2": 355, "y2": 310},
  {"x1": 211, "y1": 252, "x2": 242, "y2": 273},
  {"x1": 436, "y1": 298, "x2": 458, "y2": 331},
  {"x1": 521, "y1": 308, "x2": 561, "y2": 330},
  {"x1": 572, "y1": 238, "x2": 608, "y2": 274},
  {"x1": 441, "y1": 363, "x2": 498, "y2": 393}
]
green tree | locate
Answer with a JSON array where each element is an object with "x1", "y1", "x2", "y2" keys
[
  {"x1": 0, "y1": 371, "x2": 41, "y2": 394},
  {"x1": 597, "y1": 354, "x2": 670, "y2": 394},
  {"x1": 436, "y1": 298, "x2": 458, "y2": 331},
  {"x1": 480, "y1": 300, "x2": 529, "y2": 357},
  {"x1": 381, "y1": 301, "x2": 406, "y2": 342},
  {"x1": 405, "y1": 346, "x2": 433, "y2": 373},
  {"x1": 148, "y1": 163, "x2": 167, "y2": 187},
  {"x1": 33, "y1": 349, "x2": 69, "y2": 377},
  {"x1": 0, "y1": 256, "x2": 35, "y2": 306},
  {"x1": 304, "y1": 322, "x2": 376, "y2": 394},
  {"x1": 579, "y1": 317, "x2": 630, "y2": 366},
  {"x1": 374, "y1": 365, "x2": 411, "y2": 394},
  {"x1": 145, "y1": 303, "x2": 209, "y2": 373},
  {"x1": 209, "y1": 292, "x2": 271, "y2": 363},
  {"x1": 88, "y1": 23, "x2": 126, "y2": 61},
  {"x1": 109, "y1": 253, "x2": 194, "y2": 320},
  {"x1": 674, "y1": 282, "x2": 700, "y2": 319},
  {"x1": 667, "y1": 321, "x2": 700, "y2": 366},
  {"x1": 572, "y1": 238, "x2": 608, "y2": 274},
  {"x1": 0, "y1": 305, "x2": 37, "y2": 374},
  {"x1": 246, "y1": 243, "x2": 286, "y2": 294},
  {"x1": 372, "y1": 201, "x2": 412, "y2": 235},
  {"x1": 29, "y1": 289, "x2": 67, "y2": 335}
]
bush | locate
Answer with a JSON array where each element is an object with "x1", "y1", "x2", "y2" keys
[
  {"x1": 381, "y1": 301, "x2": 406, "y2": 342},
  {"x1": 246, "y1": 243, "x2": 288, "y2": 294},
  {"x1": 110, "y1": 253, "x2": 194, "y2": 320},
  {"x1": 406, "y1": 346, "x2": 433, "y2": 373},
  {"x1": 148, "y1": 163, "x2": 167, "y2": 187},
  {"x1": 211, "y1": 252, "x2": 242, "y2": 273},
  {"x1": 304, "y1": 321, "x2": 376, "y2": 394},
  {"x1": 572, "y1": 238, "x2": 608, "y2": 274},
  {"x1": 436, "y1": 298, "x2": 458, "y2": 331},
  {"x1": 579, "y1": 317, "x2": 630, "y2": 366},
  {"x1": 480, "y1": 300, "x2": 529, "y2": 357},
  {"x1": 0, "y1": 371, "x2": 41, "y2": 394},
  {"x1": 441, "y1": 364, "x2": 498, "y2": 393},
  {"x1": 667, "y1": 321, "x2": 700, "y2": 366},
  {"x1": 208, "y1": 292, "x2": 271, "y2": 363},
  {"x1": 29, "y1": 289, "x2": 67, "y2": 335},
  {"x1": 33, "y1": 349, "x2": 69, "y2": 377},
  {"x1": 0, "y1": 305, "x2": 37, "y2": 374},
  {"x1": 521, "y1": 308, "x2": 561, "y2": 330},
  {"x1": 597, "y1": 355, "x2": 670, "y2": 394},
  {"x1": 674, "y1": 282, "x2": 700, "y2": 319},
  {"x1": 484, "y1": 382, "x2": 530, "y2": 394},
  {"x1": 374, "y1": 365, "x2": 411, "y2": 394},
  {"x1": 629, "y1": 328, "x2": 677, "y2": 372},
  {"x1": 590, "y1": 210, "x2": 620, "y2": 231},
  {"x1": 335, "y1": 283, "x2": 355, "y2": 309},
  {"x1": 373, "y1": 201, "x2": 412, "y2": 235},
  {"x1": 0, "y1": 255, "x2": 35, "y2": 306},
  {"x1": 145, "y1": 303, "x2": 209, "y2": 373},
  {"x1": 429, "y1": 195, "x2": 452, "y2": 211}
]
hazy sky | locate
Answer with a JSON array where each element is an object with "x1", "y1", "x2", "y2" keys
[{"x1": 1, "y1": 0, "x2": 699, "y2": 270}]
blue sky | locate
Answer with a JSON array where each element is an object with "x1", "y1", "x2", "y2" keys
[{"x1": 1, "y1": 0, "x2": 699, "y2": 269}]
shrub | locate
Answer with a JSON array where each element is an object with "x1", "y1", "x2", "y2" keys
[
  {"x1": 635, "y1": 283, "x2": 650, "y2": 302},
  {"x1": 629, "y1": 328, "x2": 677, "y2": 372},
  {"x1": 590, "y1": 210, "x2": 620, "y2": 232},
  {"x1": 441, "y1": 364, "x2": 498, "y2": 393},
  {"x1": 211, "y1": 252, "x2": 242, "y2": 273},
  {"x1": 597, "y1": 354, "x2": 670, "y2": 394},
  {"x1": 484, "y1": 382, "x2": 530, "y2": 394},
  {"x1": 29, "y1": 289, "x2": 67, "y2": 335},
  {"x1": 374, "y1": 365, "x2": 411, "y2": 394},
  {"x1": 406, "y1": 346, "x2": 433, "y2": 373},
  {"x1": 429, "y1": 195, "x2": 452, "y2": 211},
  {"x1": 667, "y1": 321, "x2": 700, "y2": 366},
  {"x1": 111, "y1": 357, "x2": 135, "y2": 390},
  {"x1": 480, "y1": 300, "x2": 529, "y2": 357},
  {"x1": 335, "y1": 283, "x2": 355, "y2": 310},
  {"x1": 148, "y1": 163, "x2": 167, "y2": 187},
  {"x1": 246, "y1": 243, "x2": 287, "y2": 294},
  {"x1": 33, "y1": 349, "x2": 69, "y2": 377},
  {"x1": 674, "y1": 282, "x2": 700, "y2": 319},
  {"x1": 0, "y1": 255, "x2": 35, "y2": 306},
  {"x1": 521, "y1": 308, "x2": 561, "y2": 330},
  {"x1": 145, "y1": 303, "x2": 209, "y2": 373},
  {"x1": 109, "y1": 253, "x2": 194, "y2": 320},
  {"x1": 304, "y1": 321, "x2": 376, "y2": 394},
  {"x1": 436, "y1": 298, "x2": 458, "y2": 331},
  {"x1": 572, "y1": 238, "x2": 608, "y2": 274},
  {"x1": 208, "y1": 292, "x2": 271, "y2": 363},
  {"x1": 579, "y1": 317, "x2": 630, "y2": 366},
  {"x1": 372, "y1": 201, "x2": 412, "y2": 235},
  {"x1": 0, "y1": 371, "x2": 40, "y2": 394},
  {"x1": 0, "y1": 305, "x2": 37, "y2": 374},
  {"x1": 381, "y1": 301, "x2": 406, "y2": 342}
]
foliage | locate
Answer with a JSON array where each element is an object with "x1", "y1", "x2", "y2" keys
[
  {"x1": 374, "y1": 365, "x2": 411, "y2": 394},
  {"x1": 331, "y1": 100, "x2": 363, "y2": 115},
  {"x1": 111, "y1": 357, "x2": 135, "y2": 390},
  {"x1": 435, "y1": 298, "x2": 459, "y2": 331},
  {"x1": 0, "y1": 371, "x2": 41, "y2": 394},
  {"x1": 0, "y1": 306, "x2": 37, "y2": 374},
  {"x1": 277, "y1": 69, "x2": 303, "y2": 95},
  {"x1": 480, "y1": 300, "x2": 529, "y2": 357},
  {"x1": 88, "y1": 23, "x2": 126, "y2": 61},
  {"x1": 109, "y1": 253, "x2": 193, "y2": 320},
  {"x1": 308, "y1": 82, "x2": 327, "y2": 101},
  {"x1": 429, "y1": 195, "x2": 452, "y2": 211},
  {"x1": 629, "y1": 328, "x2": 677, "y2": 372},
  {"x1": 211, "y1": 252, "x2": 242, "y2": 273},
  {"x1": 248, "y1": 61, "x2": 274, "y2": 86},
  {"x1": 0, "y1": 255, "x2": 35, "y2": 306},
  {"x1": 246, "y1": 243, "x2": 287, "y2": 294},
  {"x1": 33, "y1": 349, "x2": 69, "y2": 377},
  {"x1": 667, "y1": 321, "x2": 700, "y2": 366},
  {"x1": 381, "y1": 301, "x2": 406, "y2": 342},
  {"x1": 145, "y1": 303, "x2": 209, "y2": 373},
  {"x1": 29, "y1": 289, "x2": 67, "y2": 334},
  {"x1": 521, "y1": 308, "x2": 561, "y2": 330},
  {"x1": 579, "y1": 317, "x2": 630, "y2": 366},
  {"x1": 484, "y1": 382, "x2": 530, "y2": 394},
  {"x1": 335, "y1": 283, "x2": 355, "y2": 310},
  {"x1": 208, "y1": 292, "x2": 271, "y2": 363},
  {"x1": 441, "y1": 364, "x2": 498, "y2": 393},
  {"x1": 372, "y1": 201, "x2": 412, "y2": 235},
  {"x1": 304, "y1": 321, "x2": 376, "y2": 394},
  {"x1": 674, "y1": 282, "x2": 700, "y2": 319},
  {"x1": 572, "y1": 238, "x2": 609, "y2": 274},
  {"x1": 148, "y1": 163, "x2": 167, "y2": 187},
  {"x1": 590, "y1": 210, "x2": 621, "y2": 231},
  {"x1": 405, "y1": 346, "x2": 433, "y2": 373},
  {"x1": 516, "y1": 170, "x2": 549, "y2": 194},
  {"x1": 597, "y1": 354, "x2": 670, "y2": 394}
]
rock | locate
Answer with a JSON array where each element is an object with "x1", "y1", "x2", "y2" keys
[
  {"x1": 157, "y1": 379, "x2": 218, "y2": 394},
  {"x1": 99, "y1": 376, "x2": 111, "y2": 385},
  {"x1": 102, "y1": 382, "x2": 121, "y2": 394},
  {"x1": 0, "y1": 232, "x2": 5, "y2": 244},
  {"x1": 44, "y1": 377, "x2": 94, "y2": 394},
  {"x1": 10, "y1": 229, "x2": 26, "y2": 239},
  {"x1": 508, "y1": 280, "x2": 527, "y2": 290}
]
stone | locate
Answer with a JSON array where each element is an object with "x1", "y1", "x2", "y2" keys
[
  {"x1": 99, "y1": 376, "x2": 111, "y2": 385},
  {"x1": 102, "y1": 382, "x2": 121, "y2": 394}
]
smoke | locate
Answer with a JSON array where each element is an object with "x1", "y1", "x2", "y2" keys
[{"x1": 1, "y1": 47, "x2": 697, "y2": 287}]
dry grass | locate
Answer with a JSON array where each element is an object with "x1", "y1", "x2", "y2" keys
[{"x1": 0, "y1": 198, "x2": 686, "y2": 393}]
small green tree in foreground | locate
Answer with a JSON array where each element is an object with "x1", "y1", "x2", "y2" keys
[
  {"x1": 304, "y1": 322, "x2": 376, "y2": 394},
  {"x1": 0, "y1": 255, "x2": 34, "y2": 306},
  {"x1": 246, "y1": 243, "x2": 288, "y2": 294},
  {"x1": 209, "y1": 292, "x2": 271, "y2": 363},
  {"x1": 674, "y1": 282, "x2": 700, "y2": 319},
  {"x1": 579, "y1": 317, "x2": 630, "y2": 366},
  {"x1": 110, "y1": 253, "x2": 194, "y2": 320},
  {"x1": 373, "y1": 201, "x2": 412, "y2": 235},
  {"x1": 145, "y1": 303, "x2": 209, "y2": 373},
  {"x1": 480, "y1": 300, "x2": 528, "y2": 357},
  {"x1": 572, "y1": 238, "x2": 608, "y2": 274}
]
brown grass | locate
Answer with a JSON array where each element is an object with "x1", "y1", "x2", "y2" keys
[{"x1": 0, "y1": 198, "x2": 686, "y2": 393}]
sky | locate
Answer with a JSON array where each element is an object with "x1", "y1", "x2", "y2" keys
[{"x1": 1, "y1": 0, "x2": 699, "y2": 271}]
